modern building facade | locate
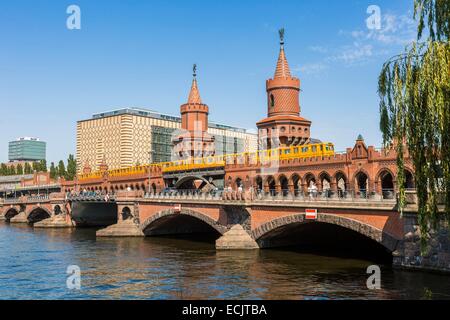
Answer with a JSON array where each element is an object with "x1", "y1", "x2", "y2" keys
[
  {"x1": 76, "y1": 107, "x2": 257, "y2": 173},
  {"x1": 8, "y1": 137, "x2": 46, "y2": 162}
]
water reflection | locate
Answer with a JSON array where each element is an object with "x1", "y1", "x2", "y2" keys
[{"x1": 0, "y1": 222, "x2": 449, "y2": 300}]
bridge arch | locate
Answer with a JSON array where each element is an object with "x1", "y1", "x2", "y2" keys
[
  {"x1": 27, "y1": 206, "x2": 52, "y2": 223},
  {"x1": 303, "y1": 172, "x2": 316, "y2": 189},
  {"x1": 252, "y1": 213, "x2": 399, "y2": 253},
  {"x1": 4, "y1": 207, "x2": 20, "y2": 220},
  {"x1": 318, "y1": 171, "x2": 332, "y2": 192},
  {"x1": 140, "y1": 209, "x2": 227, "y2": 236},
  {"x1": 277, "y1": 174, "x2": 289, "y2": 196},
  {"x1": 255, "y1": 176, "x2": 263, "y2": 192},
  {"x1": 290, "y1": 173, "x2": 301, "y2": 195},
  {"x1": 353, "y1": 169, "x2": 371, "y2": 195},
  {"x1": 264, "y1": 175, "x2": 276, "y2": 195},
  {"x1": 404, "y1": 168, "x2": 415, "y2": 189},
  {"x1": 174, "y1": 175, "x2": 213, "y2": 190},
  {"x1": 333, "y1": 171, "x2": 348, "y2": 189},
  {"x1": 376, "y1": 168, "x2": 395, "y2": 198}
]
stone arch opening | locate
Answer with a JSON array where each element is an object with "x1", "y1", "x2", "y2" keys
[
  {"x1": 355, "y1": 171, "x2": 369, "y2": 198},
  {"x1": 255, "y1": 176, "x2": 263, "y2": 193},
  {"x1": 54, "y1": 205, "x2": 62, "y2": 216},
  {"x1": 140, "y1": 209, "x2": 226, "y2": 242},
  {"x1": 334, "y1": 171, "x2": 348, "y2": 198},
  {"x1": 235, "y1": 177, "x2": 243, "y2": 189},
  {"x1": 27, "y1": 207, "x2": 51, "y2": 224},
  {"x1": 404, "y1": 169, "x2": 415, "y2": 189},
  {"x1": 303, "y1": 173, "x2": 316, "y2": 191},
  {"x1": 266, "y1": 176, "x2": 276, "y2": 195},
  {"x1": 4, "y1": 208, "x2": 19, "y2": 221},
  {"x1": 151, "y1": 183, "x2": 157, "y2": 193},
  {"x1": 319, "y1": 172, "x2": 332, "y2": 197},
  {"x1": 253, "y1": 214, "x2": 397, "y2": 263},
  {"x1": 175, "y1": 175, "x2": 213, "y2": 191},
  {"x1": 378, "y1": 170, "x2": 395, "y2": 199},
  {"x1": 278, "y1": 175, "x2": 289, "y2": 196},
  {"x1": 290, "y1": 174, "x2": 301, "y2": 196},
  {"x1": 121, "y1": 207, "x2": 132, "y2": 220}
]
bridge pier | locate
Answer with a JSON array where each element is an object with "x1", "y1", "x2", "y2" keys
[
  {"x1": 216, "y1": 224, "x2": 259, "y2": 250},
  {"x1": 96, "y1": 200, "x2": 144, "y2": 237},
  {"x1": 34, "y1": 202, "x2": 74, "y2": 228},
  {"x1": 9, "y1": 211, "x2": 28, "y2": 223}
]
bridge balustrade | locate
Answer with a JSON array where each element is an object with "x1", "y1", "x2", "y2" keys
[
  {"x1": 66, "y1": 192, "x2": 117, "y2": 202},
  {"x1": 143, "y1": 188, "x2": 400, "y2": 204},
  {"x1": 144, "y1": 190, "x2": 224, "y2": 201},
  {"x1": 27, "y1": 194, "x2": 50, "y2": 202}
]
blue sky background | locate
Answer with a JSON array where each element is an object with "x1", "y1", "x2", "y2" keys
[{"x1": 0, "y1": 0, "x2": 416, "y2": 164}]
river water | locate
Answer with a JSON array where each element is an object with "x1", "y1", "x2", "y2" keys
[{"x1": 0, "y1": 221, "x2": 449, "y2": 300}]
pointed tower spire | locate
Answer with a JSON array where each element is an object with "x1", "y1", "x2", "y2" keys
[
  {"x1": 274, "y1": 28, "x2": 292, "y2": 78},
  {"x1": 187, "y1": 64, "x2": 202, "y2": 104}
]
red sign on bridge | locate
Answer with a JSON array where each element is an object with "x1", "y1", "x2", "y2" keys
[{"x1": 305, "y1": 209, "x2": 318, "y2": 220}]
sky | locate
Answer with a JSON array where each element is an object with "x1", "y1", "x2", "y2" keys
[{"x1": 0, "y1": 0, "x2": 417, "y2": 164}]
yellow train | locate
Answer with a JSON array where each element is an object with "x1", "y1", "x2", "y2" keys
[
  {"x1": 78, "y1": 142, "x2": 335, "y2": 180},
  {"x1": 161, "y1": 142, "x2": 335, "y2": 173}
]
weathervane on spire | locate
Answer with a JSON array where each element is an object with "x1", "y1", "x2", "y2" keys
[
  {"x1": 279, "y1": 28, "x2": 285, "y2": 46},
  {"x1": 193, "y1": 64, "x2": 197, "y2": 78}
]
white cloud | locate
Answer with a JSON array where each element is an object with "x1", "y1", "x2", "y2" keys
[
  {"x1": 308, "y1": 46, "x2": 328, "y2": 54},
  {"x1": 330, "y1": 44, "x2": 374, "y2": 65},
  {"x1": 298, "y1": 11, "x2": 418, "y2": 73},
  {"x1": 351, "y1": 13, "x2": 417, "y2": 46},
  {"x1": 294, "y1": 62, "x2": 328, "y2": 75}
]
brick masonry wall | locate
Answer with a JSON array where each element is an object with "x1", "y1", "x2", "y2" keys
[{"x1": 394, "y1": 213, "x2": 450, "y2": 273}]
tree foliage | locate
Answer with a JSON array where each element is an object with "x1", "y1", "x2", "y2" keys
[
  {"x1": 58, "y1": 160, "x2": 66, "y2": 179},
  {"x1": 49, "y1": 162, "x2": 57, "y2": 180},
  {"x1": 66, "y1": 155, "x2": 77, "y2": 181},
  {"x1": 378, "y1": 0, "x2": 450, "y2": 248}
]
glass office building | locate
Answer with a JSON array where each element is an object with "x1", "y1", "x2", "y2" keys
[{"x1": 8, "y1": 137, "x2": 46, "y2": 162}]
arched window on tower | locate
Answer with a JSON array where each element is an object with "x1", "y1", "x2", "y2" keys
[{"x1": 270, "y1": 94, "x2": 275, "y2": 108}]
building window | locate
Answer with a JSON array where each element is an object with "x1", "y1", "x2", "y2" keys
[{"x1": 270, "y1": 94, "x2": 275, "y2": 108}]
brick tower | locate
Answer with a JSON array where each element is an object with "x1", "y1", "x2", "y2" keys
[
  {"x1": 172, "y1": 65, "x2": 215, "y2": 159},
  {"x1": 257, "y1": 29, "x2": 312, "y2": 149}
]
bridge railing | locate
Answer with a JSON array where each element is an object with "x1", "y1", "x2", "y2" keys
[
  {"x1": 27, "y1": 194, "x2": 50, "y2": 202},
  {"x1": 3, "y1": 197, "x2": 24, "y2": 204},
  {"x1": 144, "y1": 189, "x2": 224, "y2": 201},
  {"x1": 251, "y1": 189, "x2": 397, "y2": 203},
  {"x1": 66, "y1": 192, "x2": 117, "y2": 202},
  {"x1": 142, "y1": 188, "x2": 399, "y2": 204}
]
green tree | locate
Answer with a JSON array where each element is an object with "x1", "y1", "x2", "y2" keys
[
  {"x1": 32, "y1": 161, "x2": 40, "y2": 172},
  {"x1": 58, "y1": 160, "x2": 66, "y2": 178},
  {"x1": 24, "y1": 162, "x2": 32, "y2": 174},
  {"x1": 378, "y1": 0, "x2": 450, "y2": 248},
  {"x1": 16, "y1": 164, "x2": 24, "y2": 175},
  {"x1": 8, "y1": 166, "x2": 16, "y2": 176},
  {"x1": 49, "y1": 162, "x2": 57, "y2": 180},
  {"x1": 39, "y1": 159, "x2": 48, "y2": 172},
  {"x1": 66, "y1": 154, "x2": 77, "y2": 181},
  {"x1": 0, "y1": 163, "x2": 7, "y2": 176}
]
